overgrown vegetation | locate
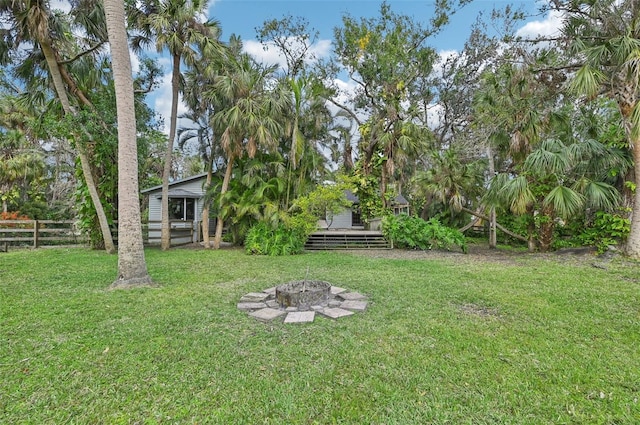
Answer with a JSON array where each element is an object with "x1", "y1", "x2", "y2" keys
[
  {"x1": 244, "y1": 221, "x2": 307, "y2": 256},
  {"x1": 554, "y1": 210, "x2": 632, "y2": 254},
  {"x1": 245, "y1": 183, "x2": 352, "y2": 256},
  {"x1": 2, "y1": 0, "x2": 640, "y2": 260},
  {"x1": 1, "y1": 248, "x2": 639, "y2": 423},
  {"x1": 382, "y1": 214, "x2": 467, "y2": 253}
]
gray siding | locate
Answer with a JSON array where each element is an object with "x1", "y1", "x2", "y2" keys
[
  {"x1": 327, "y1": 209, "x2": 352, "y2": 229},
  {"x1": 143, "y1": 175, "x2": 209, "y2": 243},
  {"x1": 145, "y1": 178, "x2": 207, "y2": 222}
]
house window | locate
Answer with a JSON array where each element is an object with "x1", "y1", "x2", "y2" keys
[
  {"x1": 351, "y1": 208, "x2": 363, "y2": 227},
  {"x1": 169, "y1": 198, "x2": 195, "y2": 220}
]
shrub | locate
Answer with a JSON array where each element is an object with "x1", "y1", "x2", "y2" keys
[
  {"x1": 0, "y1": 211, "x2": 30, "y2": 221},
  {"x1": 0, "y1": 211, "x2": 31, "y2": 229},
  {"x1": 382, "y1": 214, "x2": 467, "y2": 253},
  {"x1": 576, "y1": 210, "x2": 630, "y2": 254},
  {"x1": 245, "y1": 221, "x2": 308, "y2": 256}
]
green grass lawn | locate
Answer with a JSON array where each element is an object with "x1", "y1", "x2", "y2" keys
[{"x1": 1, "y1": 247, "x2": 639, "y2": 424}]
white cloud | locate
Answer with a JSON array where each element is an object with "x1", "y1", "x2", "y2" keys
[
  {"x1": 431, "y1": 49, "x2": 460, "y2": 79},
  {"x1": 516, "y1": 10, "x2": 563, "y2": 40},
  {"x1": 243, "y1": 40, "x2": 287, "y2": 69},
  {"x1": 242, "y1": 37, "x2": 332, "y2": 72},
  {"x1": 154, "y1": 72, "x2": 189, "y2": 136},
  {"x1": 438, "y1": 49, "x2": 459, "y2": 62},
  {"x1": 129, "y1": 48, "x2": 141, "y2": 74},
  {"x1": 49, "y1": 0, "x2": 71, "y2": 13},
  {"x1": 310, "y1": 39, "x2": 332, "y2": 59},
  {"x1": 332, "y1": 78, "x2": 357, "y2": 107},
  {"x1": 426, "y1": 103, "x2": 444, "y2": 131}
]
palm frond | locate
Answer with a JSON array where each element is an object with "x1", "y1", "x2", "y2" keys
[
  {"x1": 543, "y1": 186, "x2": 584, "y2": 219},
  {"x1": 580, "y1": 180, "x2": 620, "y2": 212},
  {"x1": 570, "y1": 65, "x2": 607, "y2": 98}
]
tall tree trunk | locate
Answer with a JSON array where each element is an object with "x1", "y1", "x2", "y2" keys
[
  {"x1": 526, "y1": 206, "x2": 536, "y2": 252},
  {"x1": 486, "y1": 146, "x2": 497, "y2": 248},
  {"x1": 160, "y1": 54, "x2": 182, "y2": 250},
  {"x1": 380, "y1": 161, "x2": 388, "y2": 209},
  {"x1": 104, "y1": 0, "x2": 153, "y2": 288},
  {"x1": 40, "y1": 41, "x2": 115, "y2": 254},
  {"x1": 213, "y1": 154, "x2": 234, "y2": 249},
  {"x1": 538, "y1": 205, "x2": 555, "y2": 252},
  {"x1": 201, "y1": 168, "x2": 212, "y2": 248},
  {"x1": 626, "y1": 134, "x2": 640, "y2": 259},
  {"x1": 343, "y1": 140, "x2": 353, "y2": 171}
]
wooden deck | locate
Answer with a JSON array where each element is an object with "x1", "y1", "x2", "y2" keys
[{"x1": 305, "y1": 230, "x2": 390, "y2": 250}]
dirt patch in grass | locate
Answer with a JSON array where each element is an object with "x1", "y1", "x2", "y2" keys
[
  {"x1": 342, "y1": 243, "x2": 604, "y2": 267},
  {"x1": 458, "y1": 302, "x2": 502, "y2": 318},
  {"x1": 176, "y1": 241, "x2": 632, "y2": 270}
]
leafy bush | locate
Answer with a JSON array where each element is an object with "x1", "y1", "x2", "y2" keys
[
  {"x1": 382, "y1": 214, "x2": 467, "y2": 253},
  {"x1": 576, "y1": 210, "x2": 630, "y2": 254},
  {"x1": 246, "y1": 184, "x2": 345, "y2": 256},
  {"x1": 291, "y1": 183, "x2": 352, "y2": 229},
  {"x1": 0, "y1": 212, "x2": 32, "y2": 231},
  {"x1": 0, "y1": 211, "x2": 30, "y2": 221},
  {"x1": 245, "y1": 221, "x2": 308, "y2": 256}
]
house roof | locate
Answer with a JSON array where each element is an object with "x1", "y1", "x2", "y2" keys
[
  {"x1": 141, "y1": 173, "x2": 207, "y2": 194},
  {"x1": 153, "y1": 189, "x2": 201, "y2": 199},
  {"x1": 394, "y1": 194, "x2": 409, "y2": 206},
  {"x1": 345, "y1": 190, "x2": 359, "y2": 203}
]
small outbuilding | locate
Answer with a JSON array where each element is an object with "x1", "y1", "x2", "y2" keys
[
  {"x1": 141, "y1": 173, "x2": 209, "y2": 244},
  {"x1": 324, "y1": 190, "x2": 410, "y2": 230}
]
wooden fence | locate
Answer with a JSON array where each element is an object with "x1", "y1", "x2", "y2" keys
[
  {"x1": 0, "y1": 220, "x2": 197, "y2": 250},
  {"x1": 0, "y1": 220, "x2": 85, "y2": 249}
]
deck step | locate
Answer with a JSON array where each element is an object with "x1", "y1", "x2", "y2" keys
[{"x1": 305, "y1": 231, "x2": 390, "y2": 250}]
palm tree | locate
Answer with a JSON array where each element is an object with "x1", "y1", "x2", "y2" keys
[
  {"x1": 280, "y1": 75, "x2": 332, "y2": 208},
  {"x1": 472, "y1": 63, "x2": 556, "y2": 248},
  {"x1": 178, "y1": 78, "x2": 219, "y2": 248},
  {"x1": 557, "y1": 0, "x2": 640, "y2": 257},
  {"x1": 128, "y1": 0, "x2": 223, "y2": 250},
  {"x1": 208, "y1": 52, "x2": 285, "y2": 249},
  {"x1": 414, "y1": 149, "x2": 484, "y2": 226},
  {"x1": 0, "y1": 0, "x2": 116, "y2": 252},
  {"x1": 210, "y1": 155, "x2": 286, "y2": 244},
  {"x1": 104, "y1": 0, "x2": 153, "y2": 287},
  {"x1": 486, "y1": 137, "x2": 624, "y2": 251}
]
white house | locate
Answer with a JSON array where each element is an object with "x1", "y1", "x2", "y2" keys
[
  {"x1": 324, "y1": 190, "x2": 410, "y2": 230},
  {"x1": 141, "y1": 174, "x2": 411, "y2": 243},
  {"x1": 141, "y1": 173, "x2": 209, "y2": 244}
]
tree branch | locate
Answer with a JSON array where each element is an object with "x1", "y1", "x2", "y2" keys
[
  {"x1": 460, "y1": 206, "x2": 529, "y2": 243},
  {"x1": 326, "y1": 98, "x2": 362, "y2": 126},
  {"x1": 58, "y1": 42, "x2": 106, "y2": 65}
]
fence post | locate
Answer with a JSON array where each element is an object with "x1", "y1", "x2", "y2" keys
[{"x1": 33, "y1": 220, "x2": 39, "y2": 248}]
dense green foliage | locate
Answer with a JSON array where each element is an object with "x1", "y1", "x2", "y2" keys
[
  {"x1": 2, "y1": 0, "x2": 640, "y2": 257},
  {"x1": 244, "y1": 221, "x2": 308, "y2": 256},
  {"x1": 382, "y1": 214, "x2": 467, "y2": 253},
  {"x1": 558, "y1": 210, "x2": 632, "y2": 254},
  {"x1": 244, "y1": 182, "x2": 354, "y2": 256}
]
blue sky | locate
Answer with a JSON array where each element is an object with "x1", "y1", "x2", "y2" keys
[
  {"x1": 150, "y1": 0, "x2": 561, "y2": 133},
  {"x1": 208, "y1": 0, "x2": 544, "y2": 51}
]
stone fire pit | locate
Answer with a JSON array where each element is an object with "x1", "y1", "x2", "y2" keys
[
  {"x1": 237, "y1": 281, "x2": 368, "y2": 323},
  {"x1": 276, "y1": 280, "x2": 331, "y2": 310}
]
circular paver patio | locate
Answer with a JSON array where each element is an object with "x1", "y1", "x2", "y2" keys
[{"x1": 237, "y1": 284, "x2": 368, "y2": 323}]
